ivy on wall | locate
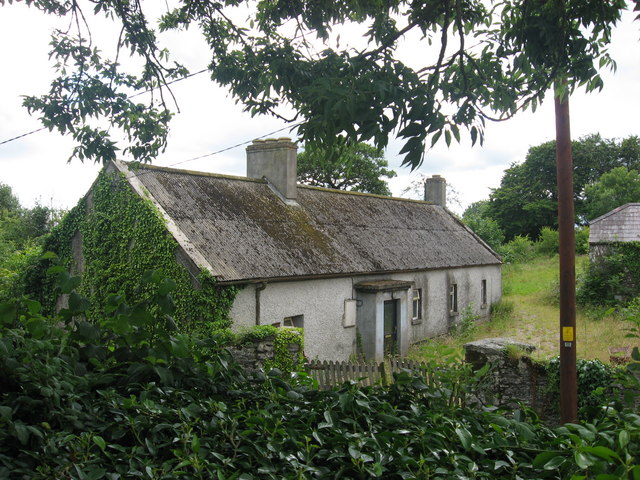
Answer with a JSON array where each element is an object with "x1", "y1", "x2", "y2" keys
[
  {"x1": 235, "y1": 325, "x2": 305, "y2": 372},
  {"x1": 29, "y1": 169, "x2": 238, "y2": 335}
]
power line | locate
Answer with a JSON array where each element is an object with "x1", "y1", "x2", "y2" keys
[
  {"x1": 168, "y1": 123, "x2": 298, "y2": 168},
  {"x1": 0, "y1": 127, "x2": 47, "y2": 147},
  {"x1": 130, "y1": 122, "x2": 300, "y2": 177},
  {"x1": 0, "y1": 68, "x2": 210, "y2": 147},
  {"x1": 129, "y1": 68, "x2": 209, "y2": 99}
]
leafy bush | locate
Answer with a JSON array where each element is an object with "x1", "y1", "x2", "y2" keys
[
  {"x1": 535, "y1": 227, "x2": 559, "y2": 256},
  {"x1": 450, "y1": 304, "x2": 479, "y2": 338},
  {"x1": 0, "y1": 240, "x2": 41, "y2": 301},
  {"x1": 575, "y1": 226, "x2": 590, "y2": 255},
  {"x1": 544, "y1": 278, "x2": 560, "y2": 306},
  {"x1": 578, "y1": 242, "x2": 640, "y2": 306},
  {"x1": 2, "y1": 276, "x2": 640, "y2": 478},
  {"x1": 546, "y1": 357, "x2": 618, "y2": 421},
  {"x1": 620, "y1": 299, "x2": 640, "y2": 399},
  {"x1": 499, "y1": 235, "x2": 535, "y2": 263}
]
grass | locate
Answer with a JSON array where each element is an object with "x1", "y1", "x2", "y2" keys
[{"x1": 409, "y1": 255, "x2": 637, "y2": 364}]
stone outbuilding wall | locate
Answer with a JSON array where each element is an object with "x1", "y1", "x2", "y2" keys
[{"x1": 464, "y1": 338, "x2": 560, "y2": 424}]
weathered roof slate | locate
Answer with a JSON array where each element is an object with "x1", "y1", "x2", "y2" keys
[
  {"x1": 119, "y1": 162, "x2": 501, "y2": 283},
  {"x1": 589, "y1": 203, "x2": 640, "y2": 244}
]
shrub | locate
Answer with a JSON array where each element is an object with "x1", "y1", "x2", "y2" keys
[
  {"x1": 535, "y1": 227, "x2": 559, "y2": 256},
  {"x1": 575, "y1": 226, "x2": 590, "y2": 255},
  {"x1": 235, "y1": 324, "x2": 280, "y2": 345},
  {"x1": 546, "y1": 357, "x2": 618, "y2": 420},
  {"x1": 577, "y1": 242, "x2": 640, "y2": 306},
  {"x1": 2, "y1": 276, "x2": 640, "y2": 478},
  {"x1": 544, "y1": 278, "x2": 560, "y2": 305},
  {"x1": 499, "y1": 235, "x2": 535, "y2": 263},
  {"x1": 450, "y1": 304, "x2": 479, "y2": 338}
]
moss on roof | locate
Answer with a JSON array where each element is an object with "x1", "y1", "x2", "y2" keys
[{"x1": 121, "y1": 162, "x2": 501, "y2": 282}]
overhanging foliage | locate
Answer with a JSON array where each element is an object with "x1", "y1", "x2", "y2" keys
[{"x1": 1, "y1": 0, "x2": 632, "y2": 168}]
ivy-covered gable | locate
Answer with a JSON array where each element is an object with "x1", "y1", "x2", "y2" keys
[{"x1": 31, "y1": 168, "x2": 237, "y2": 334}]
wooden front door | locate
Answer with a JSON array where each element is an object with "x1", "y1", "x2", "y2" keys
[{"x1": 383, "y1": 299, "x2": 398, "y2": 356}]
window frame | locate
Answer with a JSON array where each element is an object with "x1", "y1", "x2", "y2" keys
[
  {"x1": 282, "y1": 315, "x2": 304, "y2": 328},
  {"x1": 481, "y1": 279, "x2": 487, "y2": 307},
  {"x1": 449, "y1": 283, "x2": 458, "y2": 314},
  {"x1": 412, "y1": 288, "x2": 422, "y2": 322}
]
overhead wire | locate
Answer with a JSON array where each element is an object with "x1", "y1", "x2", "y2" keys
[
  {"x1": 1, "y1": 20, "x2": 325, "y2": 148},
  {"x1": 0, "y1": 68, "x2": 210, "y2": 147},
  {"x1": 0, "y1": 127, "x2": 47, "y2": 147},
  {"x1": 162, "y1": 123, "x2": 300, "y2": 170},
  {"x1": 0, "y1": 65, "x2": 299, "y2": 171}
]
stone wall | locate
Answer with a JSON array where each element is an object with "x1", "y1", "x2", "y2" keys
[
  {"x1": 229, "y1": 336, "x2": 301, "y2": 372},
  {"x1": 464, "y1": 338, "x2": 560, "y2": 425}
]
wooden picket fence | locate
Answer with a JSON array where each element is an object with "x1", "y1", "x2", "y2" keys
[{"x1": 304, "y1": 357, "x2": 436, "y2": 390}]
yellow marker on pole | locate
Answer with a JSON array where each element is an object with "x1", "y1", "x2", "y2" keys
[{"x1": 562, "y1": 327, "x2": 574, "y2": 342}]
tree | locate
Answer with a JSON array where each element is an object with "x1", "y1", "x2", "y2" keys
[
  {"x1": 0, "y1": 183, "x2": 63, "y2": 300},
  {"x1": 619, "y1": 135, "x2": 640, "y2": 170},
  {"x1": 0, "y1": 183, "x2": 20, "y2": 215},
  {"x1": 1, "y1": 0, "x2": 630, "y2": 168},
  {"x1": 488, "y1": 134, "x2": 633, "y2": 240},
  {"x1": 584, "y1": 167, "x2": 640, "y2": 220},
  {"x1": 461, "y1": 201, "x2": 504, "y2": 251},
  {"x1": 297, "y1": 143, "x2": 396, "y2": 195}
]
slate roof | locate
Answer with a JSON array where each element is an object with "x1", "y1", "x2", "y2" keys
[
  {"x1": 116, "y1": 161, "x2": 501, "y2": 283},
  {"x1": 589, "y1": 203, "x2": 640, "y2": 244}
]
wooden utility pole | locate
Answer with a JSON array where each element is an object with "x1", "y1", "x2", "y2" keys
[{"x1": 554, "y1": 82, "x2": 578, "y2": 424}]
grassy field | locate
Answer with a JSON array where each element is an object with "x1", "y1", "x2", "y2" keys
[{"x1": 410, "y1": 255, "x2": 637, "y2": 363}]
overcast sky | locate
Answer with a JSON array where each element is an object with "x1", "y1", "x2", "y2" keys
[{"x1": 1, "y1": 4, "x2": 638, "y2": 215}]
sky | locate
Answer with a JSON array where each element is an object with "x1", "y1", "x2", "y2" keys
[{"x1": 1, "y1": 3, "x2": 639, "y2": 216}]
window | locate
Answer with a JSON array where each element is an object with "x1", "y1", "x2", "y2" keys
[
  {"x1": 481, "y1": 279, "x2": 487, "y2": 306},
  {"x1": 283, "y1": 315, "x2": 304, "y2": 328},
  {"x1": 449, "y1": 284, "x2": 458, "y2": 314},
  {"x1": 412, "y1": 288, "x2": 422, "y2": 321}
]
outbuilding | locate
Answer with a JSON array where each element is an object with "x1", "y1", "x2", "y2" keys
[{"x1": 589, "y1": 203, "x2": 640, "y2": 260}]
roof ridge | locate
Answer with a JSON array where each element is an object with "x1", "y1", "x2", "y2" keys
[
  {"x1": 297, "y1": 183, "x2": 438, "y2": 205},
  {"x1": 121, "y1": 160, "x2": 441, "y2": 206},
  {"x1": 120, "y1": 160, "x2": 265, "y2": 184},
  {"x1": 589, "y1": 202, "x2": 640, "y2": 224}
]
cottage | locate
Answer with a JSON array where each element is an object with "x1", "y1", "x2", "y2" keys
[
  {"x1": 53, "y1": 138, "x2": 501, "y2": 361},
  {"x1": 589, "y1": 203, "x2": 640, "y2": 259}
]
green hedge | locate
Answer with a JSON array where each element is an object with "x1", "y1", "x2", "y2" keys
[{"x1": 1, "y1": 282, "x2": 640, "y2": 479}]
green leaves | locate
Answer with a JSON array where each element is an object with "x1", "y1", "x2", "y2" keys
[
  {"x1": 1, "y1": 289, "x2": 640, "y2": 479},
  {"x1": 297, "y1": 141, "x2": 396, "y2": 195},
  {"x1": 12, "y1": 0, "x2": 626, "y2": 169}
]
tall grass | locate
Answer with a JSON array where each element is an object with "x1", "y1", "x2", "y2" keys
[{"x1": 410, "y1": 255, "x2": 636, "y2": 363}]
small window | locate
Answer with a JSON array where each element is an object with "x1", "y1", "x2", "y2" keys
[
  {"x1": 283, "y1": 315, "x2": 304, "y2": 328},
  {"x1": 412, "y1": 288, "x2": 422, "y2": 321},
  {"x1": 481, "y1": 279, "x2": 487, "y2": 306},
  {"x1": 449, "y1": 284, "x2": 458, "y2": 314}
]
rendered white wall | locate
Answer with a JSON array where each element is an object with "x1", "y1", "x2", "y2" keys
[
  {"x1": 229, "y1": 277, "x2": 357, "y2": 361},
  {"x1": 228, "y1": 264, "x2": 502, "y2": 361}
]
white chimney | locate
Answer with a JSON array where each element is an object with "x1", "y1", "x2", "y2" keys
[
  {"x1": 424, "y1": 175, "x2": 446, "y2": 207},
  {"x1": 246, "y1": 138, "x2": 298, "y2": 201}
]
